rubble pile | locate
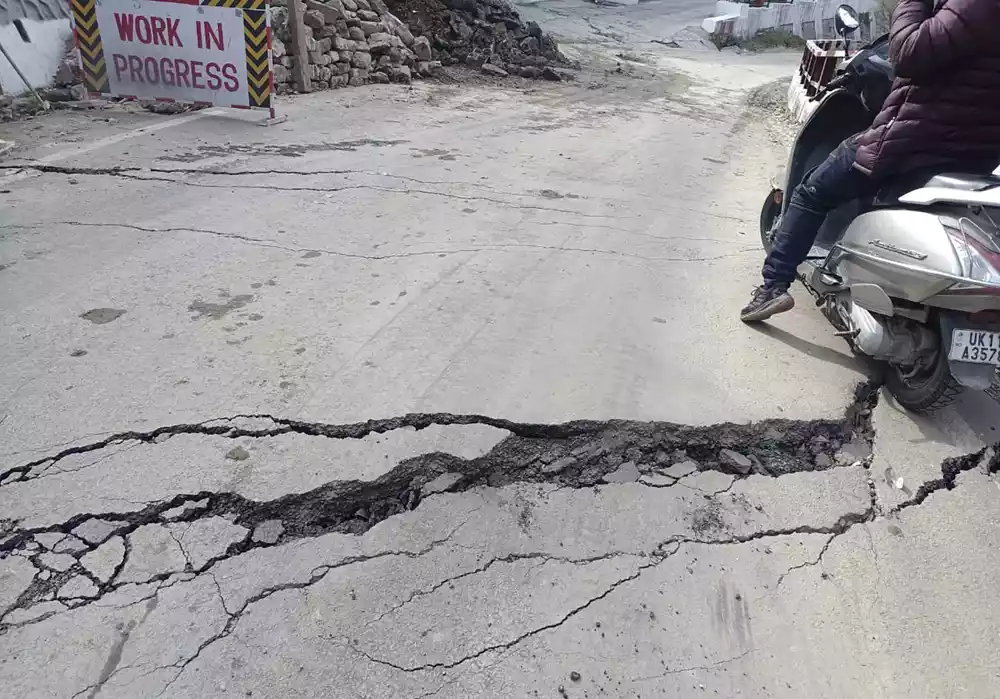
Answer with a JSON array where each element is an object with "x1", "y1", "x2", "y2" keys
[
  {"x1": 383, "y1": 0, "x2": 569, "y2": 78},
  {"x1": 271, "y1": 0, "x2": 439, "y2": 89}
]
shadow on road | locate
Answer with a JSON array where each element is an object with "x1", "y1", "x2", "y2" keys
[{"x1": 750, "y1": 323, "x2": 870, "y2": 374}]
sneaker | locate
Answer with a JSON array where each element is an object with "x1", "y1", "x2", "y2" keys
[{"x1": 740, "y1": 285, "x2": 795, "y2": 323}]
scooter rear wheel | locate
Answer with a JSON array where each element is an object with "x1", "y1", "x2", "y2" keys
[{"x1": 884, "y1": 350, "x2": 963, "y2": 413}]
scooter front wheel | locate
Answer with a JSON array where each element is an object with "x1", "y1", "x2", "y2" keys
[
  {"x1": 759, "y1": 190, "x2": 781, "y2": 254},
  {"x1": 884, "y1": 350, "x2": 963, "y2": 413}
]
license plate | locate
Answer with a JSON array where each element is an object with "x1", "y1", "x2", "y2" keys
[{"x1": 949, "y1": 329, "x2": 1000, "y2": 365}]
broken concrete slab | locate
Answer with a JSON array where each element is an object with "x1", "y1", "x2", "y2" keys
[
  {"x1": 639, "y1": 472, "x2": 676, "y2": 487},
  {"x1": 71, "y1": 518, "x2": 122, "y2": 544},
  {"x1": 251, "y1": 519, "x2": 285, "y2": 544},
  {"x1": 658, "y1": 460, "x2": 699, "y2": 479},
  {"x1": 80, "y1": 535, "x2": 125, "y2": 583},
  {"x1": 169, "y1": 516, "x2": 248, "y2": 570},
  {"x1": 421, "y1": 472, "x2": 464, "y2": 496},
  {"x1": 0, "y1": 423, "x2": 511, "y2": 531},
  {"x1": 57, "y1": 576, "x2": 98, "y2": 599},
  {"x1": 601, "y1": 461, "x2": 640, "y2": 483},
  {"x1": 0, "y1": 555, "x2": 36, "y2": 614},
  {"x1": 162, "y1": 498, "x2": 210, "y2": 520},
  {"x1": 869, "y1": 392, "x2": 984, "y2": 510},
  {"x1": 37, "y1": 552, "x2": 76, "y2": 572},
  {"x1": 33, "y1": 533, "x2": 66, "y2": 550},
  {"x1": 117, "y1": 524, "x2": 187, "y2": 584}
]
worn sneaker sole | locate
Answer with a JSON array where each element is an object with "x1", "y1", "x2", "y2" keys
[{"x1": 740, "y1": 293, "x2": 795, "y2": 323}]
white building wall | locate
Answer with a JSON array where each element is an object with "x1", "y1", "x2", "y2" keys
[
  {"x1": 0, "y1": 17, "x2": 72, "y2": 93},
  {"x1": 704, "y1": 0, "x2": 877, "y2": 41}
]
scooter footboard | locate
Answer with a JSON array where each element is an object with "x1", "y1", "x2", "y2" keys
[{"x1": 940, "y1": 311, "x2": 1000, "y2": 390}]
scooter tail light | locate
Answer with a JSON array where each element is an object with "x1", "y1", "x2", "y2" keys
[{"x1": 946, "y1": 229, "x2": 1000, "y2": 290}]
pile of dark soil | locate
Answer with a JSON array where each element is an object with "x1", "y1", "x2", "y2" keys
[{"x1": 383, "y1": 0, "x2": 570, "y2": 77}]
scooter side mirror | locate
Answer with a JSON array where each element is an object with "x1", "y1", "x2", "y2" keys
[{"x1": 835, "y1": 5, "x2": 860, "y2": 37}]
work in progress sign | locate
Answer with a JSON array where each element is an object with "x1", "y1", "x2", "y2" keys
[{"x1": 69, "y1": 0, "x2": 274, "y2": 113}]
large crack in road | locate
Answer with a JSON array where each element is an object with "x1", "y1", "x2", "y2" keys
[
  {"x1": 3, "y1": 380, "x2": 999, "y2": 699},
  {"x1": 1, "y1": 382, "x2": 877, "y2": 627}
]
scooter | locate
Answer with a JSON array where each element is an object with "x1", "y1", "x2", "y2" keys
[{"x1": 760, "y1": 5, "x2": 1000, "y2": 412}]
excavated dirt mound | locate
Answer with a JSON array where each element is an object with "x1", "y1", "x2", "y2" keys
[{"x1": 383, "y1": 0, "x2": 570, "y2": 77}]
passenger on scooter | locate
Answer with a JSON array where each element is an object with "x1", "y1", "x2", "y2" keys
[{"x1": 741, "y1": 0, "x2": 1000, "y2": 323}]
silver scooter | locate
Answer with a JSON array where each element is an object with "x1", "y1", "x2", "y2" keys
[{"x1": 760, "y1": 6, "x2": 1000, "y2": 412}]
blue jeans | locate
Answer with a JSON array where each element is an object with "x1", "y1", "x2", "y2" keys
[{"x1": 762, "y1": 135, "x2": 877, "y2": 288}]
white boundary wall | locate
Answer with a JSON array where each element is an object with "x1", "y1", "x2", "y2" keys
[{"x1": 703, "y1": 0, "x2": 877, "y2": 41}]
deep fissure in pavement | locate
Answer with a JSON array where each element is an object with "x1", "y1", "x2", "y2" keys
[{"x1": 4, "y1": 380, "x2": 994, "y2": 633}]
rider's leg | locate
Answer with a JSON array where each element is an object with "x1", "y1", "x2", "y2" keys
[{"x1": 741, "y1": 135, "x2": 877, "y2": 323}]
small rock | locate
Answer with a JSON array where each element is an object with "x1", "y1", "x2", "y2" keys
[
  {"x1": 570, "y1": 671, "x2": 582, "y2": 682},
  {"x1": 719, "y1": 449, "x2": 753, "y2": 475},
  {"x1": 639, "y1": 473, "x2": 675, "y2": 487},
  {"x1": 481, "y1": 63, "x2": 508, "y2": 77},
  {"x1": 412, "y1": 35, "x2": 432, "y2": 61},
  {"x1": 367, "y1": 32, "x2": 393, "y2": 53},
  {"x1": 303, "y1": 9, "x2": 326, "y2": 28},
  {"x1": 814, "y1": 453, "x2": 833, "y2": 468},
  {"x1": 894, "y1": 477, "x2": 905, "y2": 490},
  {"x1": 349, "y1": 26, "x2": 366, "y2": 41},
  {"x1": 388, "y1": 64, "x2": 411, "y2": 84},
  {"x1": 351, "y1": 51, "x2": 372, "y2": 69},
  {"x1": 38, "y1": 569, "x2": 51, "y2": 580},
  {"x1": 541, "y1": 66, "x2": 563, "y2": 81},
  {"x1": 252, "y1": 520, "x2": 285, "y2": 544},
  {"x1": 602, "y1": 461, "x2": 640, "y2": 484},
  {"x1": 272, "y1": 38, "x2": 286, "y2": 59},
  {"x1": 226, "y1": 446, "x2": 250, "y2": 461},
  {"x1": 542, "y1": 456, "x2": 575, "y2": 474},
  {"x1": 371, "y1": 71, "x2": 391, "y2": 83},
  {"x1": 57, "y1": 576, "x2": 99, "y2": 599},
  {"x1": 422, "y1": 472, "x2": 464, "y2": 496},
  {"x1": 417, "y1": 60, "x2": 440, "y2": 77},
  {"x1": 835, "y1": 436, "x2": 870, "y2": 466}
]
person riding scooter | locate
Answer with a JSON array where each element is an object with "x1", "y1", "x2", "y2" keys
[{"x1": 741, "y1": 0, "x2": 1000, "y2": 323}]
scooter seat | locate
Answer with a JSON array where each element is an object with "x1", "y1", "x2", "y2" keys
[
  {"x1": 924, "y1": 173, "x2": 1000, "y2": 192},
  {"x1": 873, "y1": 170, "x2": 1000, "y2": 207}
]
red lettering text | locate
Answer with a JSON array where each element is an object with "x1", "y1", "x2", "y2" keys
[
  {"x1": 134, "y1": 16, "x2": 151, "y2": 44},
  {"x1": 110, "y1": 55, "x2": 241, "y2": 95},
  {"x1": 174, "y1": 59, "x2": 191, "y2": 87},
  {"x1": 205, "y1": 62, "x2": 221, "y2": 90},
  {"x1": 128, "y1": 55, "x2": 145, "y2": 83},
  {"x1": 112, "y1": 53, "x2": 128, "y2": 80},
  {"x1": 150, "y1": 16, "x2": 166, "y2": 46},
  {"x1": 160, "y1": 58, "x2": 176, "y2": 86},
  {"x1": 112, "y1": 13, "x2": 183, "y2": 46},
  {"x1": 203, "y1": 22, "x2": 223, "y2": 51},
  {"x1": 222, "y1": 63, "x2": 239, "y2": 92},
  {"x1": 166, "y1": 19, "x2": 182, "y2": 47},
  {"x1": 143, "y1": 56, "x2": 160, "y2": 84},
  {"x1": 114, "y1": 13, "x2": 134, "y2": 42}
]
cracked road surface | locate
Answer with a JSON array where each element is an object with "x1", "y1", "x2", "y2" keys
[{"x1": 3, "y1": 29, "x2": 1000, "y2": 699}]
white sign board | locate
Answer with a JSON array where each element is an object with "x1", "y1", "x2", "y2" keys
[{"x1": 70, "y1": 0, "x2": 274, "y2": 114}]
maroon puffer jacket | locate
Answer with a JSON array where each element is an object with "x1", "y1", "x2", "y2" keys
[{"x1": 854, "y1": 0, "x2": 1000, "y2": 179}]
